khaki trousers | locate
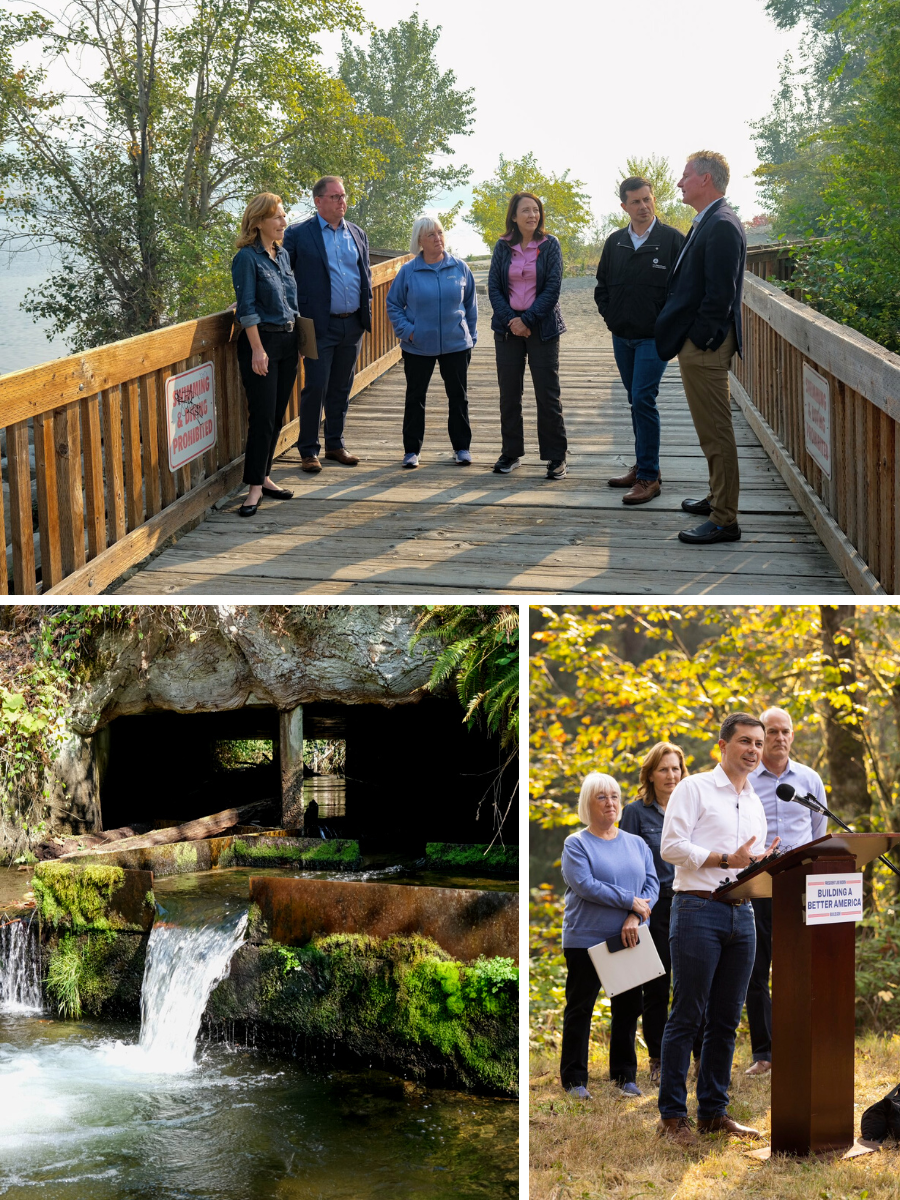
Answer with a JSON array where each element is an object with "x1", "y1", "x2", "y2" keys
[{"x1": 677, "y1": 327, "x2": 739, "y2": 526}]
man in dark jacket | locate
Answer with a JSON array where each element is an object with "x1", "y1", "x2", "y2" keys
[
  {"x1": 654, "y1": 151, "x2": 747, "y2": 543},
  {"x1": 595, "y1": 177, "x2": 685, "y2": 505},
  {"x1": 282, "y1": 176, "x2": 373, "y2": 473}
]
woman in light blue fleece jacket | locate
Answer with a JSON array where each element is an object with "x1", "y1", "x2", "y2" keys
[
  {"x1": 559, "y1": 771, "x2": 658, "y2": 1100},
  {"x1": 386, "y1": 216, "x2": 477, "y2": 469}
]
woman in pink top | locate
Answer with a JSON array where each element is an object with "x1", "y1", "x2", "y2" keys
[{"x1": 487, "y1": 191, "x2": 568, "y2": 479}]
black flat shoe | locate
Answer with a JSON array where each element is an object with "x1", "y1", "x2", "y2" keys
[
  {"x1": 681, "y1": 497, "x2": 712, "y2": 516},
  {"x1": 678, "y1": 519, "x2": 741, "y2": 544},
  {"x1": 261, "y1": 486, "x2": 294, "y2": 500},
  {"x1": 238, "y1": 502, "x2": 260, "y2": 517}
]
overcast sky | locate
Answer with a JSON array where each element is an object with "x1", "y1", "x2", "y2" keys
[{"x1": 321, "y1": 0, "x2": 803, "y2": 254}]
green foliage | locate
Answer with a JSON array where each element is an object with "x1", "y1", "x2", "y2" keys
[
  {"x1": 411, "y1": 605, "x2": 518, "y2": 751},
  {"x1": 337, "y1": 13, "x2": 475, "y2": 248},
  {"x1": 44, "y1": 930, "x2": 146, "y2": 1019},
  {"x1": 214, "y1": 739, "x2": 274, "y2": 770},
  {"x1": 464, "y1": 153, "x2": 593, "y2": 256},
  {"x1": 425, "y1": 842, "x2": 518, "y2": 875},
  {"x1": 0, "y1": 0, "x2": 391, "y2": 349},
  {"x1": 232, "y1": 837, "x2": 361, "y2": 869},
  {"x1": 33, "y1": 862, "x2": 126, "y2": 931},
  {"x1": 45, "y1": 933, "x2": 87, "y2": 1019},
  {"x1": 302, "y1": 738, "x2": 346, "y2": 775}
]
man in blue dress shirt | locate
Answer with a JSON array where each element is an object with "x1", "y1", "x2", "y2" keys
[
  {"x1": 283, "y1": 175, "x2": 373, "y2": 472},
  {"x1": 745, "y1": 706, "x2": 827, "y2": 1076}
]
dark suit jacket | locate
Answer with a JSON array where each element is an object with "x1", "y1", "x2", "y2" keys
[
  {"x1": 282, "y1": 216, "x2": 372, "y2": 340},
  {"x1": 654, "y1": 198, "x2": 746, "y2": 362}
]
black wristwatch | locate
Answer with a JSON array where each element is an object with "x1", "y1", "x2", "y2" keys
[{"x1": 719, "y1": 853, "x2": 729, "y2": 870}]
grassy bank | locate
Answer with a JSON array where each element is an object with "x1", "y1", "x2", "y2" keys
[{"x1": 530, "y1": 1034, "x2": 900, "y2": 1199}]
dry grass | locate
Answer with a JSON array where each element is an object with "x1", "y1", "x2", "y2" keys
[{"x1": 529, "y1": 1033, "x2": 900, "y2": 1200}]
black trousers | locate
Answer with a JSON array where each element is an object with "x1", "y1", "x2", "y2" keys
[
  {"x1": 746, "y1": 897, "x2": 773, "y2": 1061},
  {"x1": 494, "y1": 330, "x2": 567, "y2": 461},
  {"x1": 402, "y1": 348, "x2": 472, "y2": 454},
  {"x1": 297, "y1": 312, "x2": 364, "y2": 458},
  {"x1": 237, "y1": 329, "x2": 298, "y2": 485},
  {"x1": 560, "y1": 947, "x2": 643, "y2": 1087}
]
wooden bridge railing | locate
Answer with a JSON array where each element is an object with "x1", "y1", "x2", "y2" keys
[
  {"x1": 732, "y1": 272, "x2": 900, "y2": 594},
  {"x1": 0, "y1": 253, "x2": 412, "y2": 596}
]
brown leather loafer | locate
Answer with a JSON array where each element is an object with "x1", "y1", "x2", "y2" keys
[
  {"x1": 744, "y1": 1060, "x2": 771, "y2": 1076},
  {"x1": 697, "y1": 1115, "x2": 761, "y2": 1139},
  {"x1": 622, "y1": 477, "x2": 661, "y2": 505},
  {"x1": 301, "y1": 456, "x2": 322, "y2": 473},
  {"x1": 609, "y1": 465, "x2": 662, "y2": 489},
  {"x1": 324, "y1": 448, "x2": 359, "y2": 466},
  {"x1": 656, "y1": 1116, "x2": 697, "y2": 1148},
  {"x1": 649, "y1": 1058, "x2": 661, "y2": 1086}
]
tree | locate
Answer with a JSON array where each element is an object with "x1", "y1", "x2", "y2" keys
[
  {"x1": 464, "y1": 153, "x2": 592, "y2": 256},
  {"x1": 337, "y1": 13, "x2": 475, "y2": 249},
  {"x1": 598, "y1": 154, "x2": 694, "y2": 237},
  {"x1": 0, "y1": 0, "x2": 391, "y2": 350}
]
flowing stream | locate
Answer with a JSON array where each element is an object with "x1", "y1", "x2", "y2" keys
[{"x1": 0, "y1": 916, "x2": 43, "y2": 1013}]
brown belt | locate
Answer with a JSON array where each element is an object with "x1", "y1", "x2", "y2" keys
[{"x1": 677, "y1": 889, "x2": 750, "y2": 906}]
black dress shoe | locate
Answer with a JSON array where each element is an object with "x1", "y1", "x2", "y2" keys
[
  {"x1": 681, "y1": 497, "x2": 712, "y2": 516},
  {"x1": 261, "y1": 486, "x2": 294, "y2": 499},
  {"x1": 238, "y1": 502, "x2": 260, "y2": 517},
  {"x1": 678, "y1": 520, "x2": 741, "y2": 544}
]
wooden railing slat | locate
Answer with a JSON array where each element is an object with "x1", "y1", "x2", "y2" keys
[
  {"x1": 33, "y1": 411, "x2": 63, "y2": 588},
  {"x1": 101, "y1": 386, "x2": 127, "y2": 545},
  {"x1": 121, "y1": 378, "x2": 144, "y2": 531},
  {"x1": 139, "y1": 372, "x2": 162, "y2": 517},
  {"x1": 80, "y1": 395, "x2": 107, "y2": 560},
  {"x1": 6, "y1": 421, "x2": 36, "y2": 594}
]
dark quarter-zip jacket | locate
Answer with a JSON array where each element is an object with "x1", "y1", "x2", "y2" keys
[{"x1": 594, "y1": 220, "x2": 686, "y2": 340}]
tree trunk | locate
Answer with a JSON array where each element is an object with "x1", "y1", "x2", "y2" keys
[{"x1": 820, "y1": 604, "x2": 870, "y2": 822}]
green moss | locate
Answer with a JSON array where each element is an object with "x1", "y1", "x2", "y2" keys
[
  {"x1": 210, "y1": 933, "x2": 518, "y2": 1094},
  {"x1": 425, "y1": 842, "x2": 518, "y2": 876},
  {"x1": 174, "y1": 843, "x2": 198, "y2": 871},
  {"x1": 44, "y1": 930, "x2": 147, "y2": 1019},
  {"x1": 33, "y1": 862, "x2": 127, "y2": 931},
  {"x1": 233, "y1": 838, "x2": 361, "y2": 870}
]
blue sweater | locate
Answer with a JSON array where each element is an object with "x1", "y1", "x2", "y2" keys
[
  {"x1": 561, "y1": 827, "x2": 659, "y2": 949},
  {"x1": 386, "y1": 253, "x2": 477, "y2": 356}
]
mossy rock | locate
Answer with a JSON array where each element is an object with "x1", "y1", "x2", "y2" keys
[
  {"x1": 33, "y1": 862, "x2": 154, "y2": 932},
  {"x1": 425, "y1": 842, "x2": 518, "y2": 877},
  {"x1": 232, "y1": 837, "x2": 362, "y2": 871},
  {"x1": 43, "y1": 930, "x2": 148, "y2": 1020},
  {"x1": 207, "y1": 933, "x2": 519, "y2": 1095}
]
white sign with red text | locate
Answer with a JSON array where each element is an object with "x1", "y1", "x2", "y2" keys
[
  {"x1": 803, "y1": 362, "x2": 832, "y2": 479},
  {"x1": 804, "y1": 873, "x2": 863, "y2": 925},
  {"x1": 165, "y1": 362, "x2": 217, "y2": 471}
]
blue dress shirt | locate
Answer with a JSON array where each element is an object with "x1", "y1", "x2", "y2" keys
[
  {"x1": 318, "y1": 213, "x2": 361, "y2": 314},
  {"x1": 749, "y1": 757, "x2": 827, "y2": 852}
]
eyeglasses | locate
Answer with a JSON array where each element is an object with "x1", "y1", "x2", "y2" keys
[{"x1": 323, "y1": 193, "x2": 347, "y2": 201}]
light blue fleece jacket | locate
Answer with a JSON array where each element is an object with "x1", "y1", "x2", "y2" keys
[
  {"x1": 561, "y1": 827, "x2": 659, "y2": 949},
  {"x1": 385, "y1": 253, "x2": 477, "y2": 356}
]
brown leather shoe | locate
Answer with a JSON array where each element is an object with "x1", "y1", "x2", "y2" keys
[
  {"x1": 744, "y1": 1060, "x2": 771, "y2": 1076},
  {"x1": 301, "y1": 456, "x2": 322, "y2": 473},
  {"x1": 697, "y1": 1114, "x2": 762, "y2": 1139},
  {"x1": 649, "y1": 1058, "x2": 661, "y2": 1086},
  {"x1": 324, "y1": 448, "x2": 359, "y2": 466},
  {"x1": 622, "y1": 477, "x2": 661, "y2": 505},
  {"x1": 609, "y1": 465, "x2": 663, "y2": 488},
  {"x1": 656, "y1": 1116, "x2": 697, "y2": 1148}
]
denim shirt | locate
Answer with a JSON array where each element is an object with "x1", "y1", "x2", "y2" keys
[
  {"x1": 619, "y1": 798, "x2": 675, "y2": 893},
  {"x1": 231, "y1": 240, "x2": 299, "y2": 328},
  {"x1": 318, "y1": 214, "x2": 361, "y2": 314}
]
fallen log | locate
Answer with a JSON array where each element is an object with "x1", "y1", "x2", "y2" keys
[{"x1": 57, "y1": 800, "x2": 273, "y2": 858}]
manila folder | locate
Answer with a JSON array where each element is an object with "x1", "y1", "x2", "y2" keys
[
  {"x1": 297, "y1": 316, "x2": 318, "y2": 359},
  {"x1": 587, "y1": 924, "x2": 665, "y2": 997}
]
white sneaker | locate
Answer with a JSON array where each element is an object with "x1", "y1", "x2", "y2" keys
[
  {"x1": 402, "y1": 453, "x2": 419, "y2": 469},
  {"x1": 455, "y1": 449, "x2": 472, "y2": 465}
]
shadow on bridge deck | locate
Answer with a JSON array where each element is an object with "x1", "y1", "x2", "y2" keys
[{"x1": 114, "y1": 291, "x2": 852, "y2": 597}]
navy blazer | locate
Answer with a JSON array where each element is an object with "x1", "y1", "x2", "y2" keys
[
  {"x1": 282, "y1": 216, "x2": 373, "y2": 340},
  {"x1": 654, "y1": 198, "x2": 746, "y2": 362}
]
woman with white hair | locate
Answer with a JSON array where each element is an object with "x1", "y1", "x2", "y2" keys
[
  {"x1": 385, "y1": 216, "x2": 477, "y2": 468},
  {"x1": 559, "y1": 771, "x2": 659, "y2": 1101}
]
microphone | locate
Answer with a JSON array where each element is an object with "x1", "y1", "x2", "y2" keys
[{"x1": 775, "y1": 783, "x2": 825, "y2": 813}]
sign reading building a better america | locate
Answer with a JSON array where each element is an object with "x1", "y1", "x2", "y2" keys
[
  {"x1": 165, "y1": 362, "x2": 217, "y2": 472},
  {"x1": 804, "y1": 873, "x2": 863, "y2": 925},
  {"x1": 802, "y1": 362, "x2": 832, "y2": 479}
]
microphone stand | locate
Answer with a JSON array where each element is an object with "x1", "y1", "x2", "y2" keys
[{"x1": 799, "y1": 794, "x2": 900, "y2": 880}]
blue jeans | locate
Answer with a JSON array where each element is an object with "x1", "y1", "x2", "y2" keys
[
  {"x1": 658, "y1": 895, "x2": 756, "y2": 1120},
  {"x1": 611, "y1": 335, "x2": 667, "y2": 480}
]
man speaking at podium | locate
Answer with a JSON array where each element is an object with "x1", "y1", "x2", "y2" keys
[
  {"x1": 656, "y1": 713, "x2": 779, "y2": 1147},
  {"x1": 744, "y1": 707, "x2": 827, "y2": 1078}
]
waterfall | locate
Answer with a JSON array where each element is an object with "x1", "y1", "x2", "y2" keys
[
  {"x1": 133, "y1": 908, "x2": 247, "y2": 1073},
  {"x1": 0, "y1": 916, "x2": 43, "y2": 1013}
]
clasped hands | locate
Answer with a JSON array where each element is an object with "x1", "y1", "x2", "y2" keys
[
  {"x1": 621, "y1": 894, "x2": 652, "y2": 947},
  {"x1": 508, "y1": 317, "x2": 530, "y2": 338}
]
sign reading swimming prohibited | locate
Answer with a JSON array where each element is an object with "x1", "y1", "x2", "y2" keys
[
  {"x1": 165, "y1": 362, "x2": 217, "y2": 471},
  {"x1": 802, "y1": 362, "x2": 832, "y2": 479}
]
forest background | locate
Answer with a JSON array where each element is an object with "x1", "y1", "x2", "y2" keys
[{"x1": 530, "y1": 604, "x2": 900, "y2": 1052}]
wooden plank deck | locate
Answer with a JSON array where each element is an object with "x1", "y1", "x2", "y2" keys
[{"x1": 115, "y1": 292, "x2": 852, "y2": 596}]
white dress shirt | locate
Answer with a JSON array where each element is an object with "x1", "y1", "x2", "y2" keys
[
  {"x1": 628, "y1": 216, "x2": 657, "y2": 250},
  {"x1": 750, "y1": 758, "x2": 827, "y2": 851},
  {"x1": 661, "y1": 763, "x2": 768, "y2": 892}
]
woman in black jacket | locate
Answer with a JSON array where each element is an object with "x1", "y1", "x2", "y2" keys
[{"x1": 488, "y1": 192, "x2": 568, "y2": 479}]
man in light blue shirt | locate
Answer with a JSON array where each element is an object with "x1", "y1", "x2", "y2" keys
[{"x1": 745, "y1": 706, "x2": 828, "y2": 1076}]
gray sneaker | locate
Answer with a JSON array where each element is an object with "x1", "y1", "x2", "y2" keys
[
  {"x1": 493, "y1": 455, "x2": 520, "y2": 474},
  {"x1": 565, "y1": 1084, "x2": 592, "y2": 1100},
  {"x1": 455, "y1": 449, "x2": 472, "y2": 465},
  {"x1": 402, "y1": 453, "x2": 419, "y2": 469},
  {"x1": 618, "y1": 1081, "x2": 643, "y2": 1098},
  {"x1": 546, "y1": 459, "x2": 567, "y2": 479}
]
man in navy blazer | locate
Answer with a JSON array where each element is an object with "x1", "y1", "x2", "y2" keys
[
  {"x1": 654, "y1": 151, "x2": 746, "y2": 544},
  {"x1": 283, "y1": 175, "x2": 373, "y2": 471}
]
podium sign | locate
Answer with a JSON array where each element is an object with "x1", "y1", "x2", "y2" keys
[{"x1": 804, "y1": 873, "x2": 863, "y2": 924}]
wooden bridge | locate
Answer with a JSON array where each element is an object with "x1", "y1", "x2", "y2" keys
[{"x1": 0, "y1": 245, "x2": 893, "y2": 596}]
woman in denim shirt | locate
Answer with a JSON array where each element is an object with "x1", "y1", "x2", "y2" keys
[{"x1": 232, "y1": 192, "x2": 300, "y2": 516}]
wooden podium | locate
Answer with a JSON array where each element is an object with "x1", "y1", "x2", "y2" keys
[{"x1": 718, "y1": 833, "x2": 900, "y2": 1156}]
